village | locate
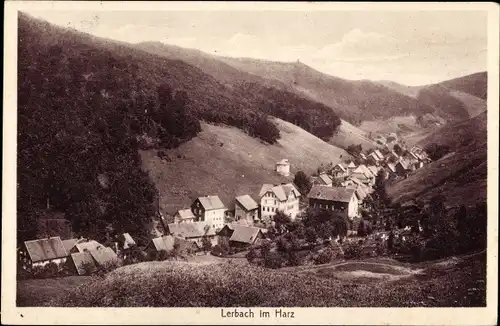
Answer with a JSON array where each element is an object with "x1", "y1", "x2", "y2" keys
[{"x1": 17, "y1": 141, "x2": 433, "y2": 278}]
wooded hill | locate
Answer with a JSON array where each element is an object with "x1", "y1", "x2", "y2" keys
[{"x1": 17, "y1": 13, "x2": 342, "y2": 243}]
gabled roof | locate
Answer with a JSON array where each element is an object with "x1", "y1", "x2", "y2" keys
[
  {"x1": 196, "y1": 196, "x2": 227, "y2": 211},
  {"x1": 397, "y1": 159, "x2": 410, "y2": 170},
  {"x1": 71, "y1": 252, "x2": 97, "y2": 275},
  {"x1": 229, "y1": 225, "x2": 264, "y2": 244},
  {"x1": 385, "y1": 163, "x2": 396, "y2": 173},
  {"x1": 259, "y1": 183, "x2": 300, "y2": 201},
  {"x1": 367, "y1": 165, "x2": 379, "y2": 176},
  {"x1": 150, "y1": 235, "x2": 176, "y2": 252},
  {"x1": 235, "y1": 195, "x2": 259, "y2": 211},
  {"x1": 360, "y1": 153, "x2": 367, "y2": 160},
  {"x1": 89, "y1": 247, "x2": 118, "y2": 267},
  {"x1": 168, "y1": 222, "x2": 216, "y2": 238},
  {"x1": 353, "y1": 165, "x2": 374, "y2": 178},
  {"x1": 307, "y1": 185, "x2": 356, "y2": 203},
  {"x1": 374, "y1": 149, "x2": 384, "y2": 160},
  {"x1": 24, "y1": 237, "x2": 68, "y2": 263},
  {"x1": 121, "y1": 233, "x2": 136, "y2": 249},
  {"x1": 75, "y1": 240, "x2": 105, "y2": 253},
  {"x1": 175, "y1": 209, "x2": 195, "y2": 219},
  {"x1": 347, "y1": 185, "x2": 368, "y2": 201},
  {"x1": 62, "y1": 238, "x2": 79, "y2": 253},
  {"x1": 276, "y1": 159, "x2": 290, "y2": 165},
  {"x1": 368, "y1": 152, "x2": 381, "y2": 161},
  {"x1": 318, "y1": 173, "x2": 333, "y2": 185},
  {"x1": 332, "y1": 163, "x2": 347, "y2": 172},
  {"x1": 347, "y1": 162, "x2": 357, "y2": 168}
]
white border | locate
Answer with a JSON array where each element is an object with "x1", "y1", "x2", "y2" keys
[{"x1": 2, "y1": 2, "x2": 499, "y2": 325}]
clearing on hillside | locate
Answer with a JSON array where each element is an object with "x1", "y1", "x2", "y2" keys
[{"x1": 141, "y1": 117, "x2": 350, "y2": 218}]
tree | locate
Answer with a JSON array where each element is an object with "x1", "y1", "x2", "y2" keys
[
  {"x1": 273, "y1": 210, "x2": 292, "y2": 234},
  {"x1": 293, "y1": 171, "x2": 312, "y2": 196},
  {"x1": 347, "y1": 144, "x2": 363, "y2": 157},
  {"x1": 393, "y1": 144, "x2": 404, "y2": 156},
  {"x1": 424, "y1": 143, "x2": 451, "y2": 161},
  {"x1": 305, "y1": 226, "x2": 318, "y2": 244},
  {"x1": 201, "y1": 235, "x2": 213, "y2": 252}
]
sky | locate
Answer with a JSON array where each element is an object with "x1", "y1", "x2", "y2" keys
[{"x1": 25, "y1": 10, "x2": 488, "y2": 86}]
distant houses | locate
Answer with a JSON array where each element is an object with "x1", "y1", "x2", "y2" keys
[
  {"x1": 331, "y1": 163, "x2": 348, "y2": 179},
  {"x1": 218, "y1": 224, "x2": 266, "y2": 248},
  {"x1": 307, "y1": 185, "x2": 359, "y2": 219},
  {"x1": 276, "y1": 159, "x2": 291, "y2": 176},
  {"x1": 191, "y1": 195, "x2": 227, "y2": 230},
  {"x1": 259, "y1": 183, "x2": 301, "y2": 221},
  {"x1": 311, "y1": 173, "x2": 333, "y2": 187}
]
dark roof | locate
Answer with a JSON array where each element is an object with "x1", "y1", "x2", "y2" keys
[
  {"x1": 24, "y1": 237, "x2": 68, "y2": 263},
  {"x1": 229, "y1": 225, "x2": 264, "y2": 244},
  {"x1": 307, "y1": 185, "x2": 356, "y2": 203},
  {"x1": 71, "y1": 252, "x2": 97, "y2": 275},
  {"x1": 235, "y1": 195, "x2": 259, "y2": 211},
  {"x1": 168, "y1": 222, "x2": 216, "y2": 238},
  {"x1": 89, "y1": 247, "x2": 118, "y2": 267},
  {"x1": 196, "y1": 196, "x2": 227, "y2": 210}
]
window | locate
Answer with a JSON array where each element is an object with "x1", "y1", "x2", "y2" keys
[{"x1": 274, "y1": 200, "x2": 277, "y2": 205}]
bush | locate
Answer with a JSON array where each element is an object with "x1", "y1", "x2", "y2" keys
[
  {"x1": 211, "y1": 245, "x2": 228, "y2": 257},
  {"x1": 264, "y1": 251, "x2": 285, "y2": 269},
  {"x1": 343, "y1": 242, "x2": 362, "y2": 260},
  {"x1": 246, "y1": 248, "x2": 258, "y2": 263},
  {"x1": 314, "y1": 247, "x2": 335, "y2": 265}
]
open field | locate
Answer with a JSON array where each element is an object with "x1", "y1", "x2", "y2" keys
[
  {"x1": 17, "y1": 251, "x2": 485, "y2": 308},
  {"x1": 328, "y1": 120, "x2": 379, "y2": 151},
  {"x1": 141, "y1": 118, "x2": 350, "y2": 218}
]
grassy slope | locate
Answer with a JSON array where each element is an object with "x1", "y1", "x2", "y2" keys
[
  {"x1": 330, "y1": 120, "x2": 379, "y2": 150},
  {"x1": 40, "y1": 251, "x2": 485, "y2": 307},
  {"x1": 387, "y1": 112, "x2": 487, "y2": 208},
  {"x1": 141, "y1": 118, "x2": 350, "y2": 218}
]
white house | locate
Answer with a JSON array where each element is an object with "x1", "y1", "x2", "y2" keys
[
  {"x1": 331, "y1": 163, "x2": 348, "y2": 179},
  {"x1": 276, "y1": 159, "x2": 291, "y2": 176},
  {"x1": 259, "y1": 183, "x2": 301, "y2": 221},
  {"x1": 19, "y1": 236, "x2": 68, "y2": 270},
  {"x1": 191, "y1": 195, "x2": 227, "y2": 230}
]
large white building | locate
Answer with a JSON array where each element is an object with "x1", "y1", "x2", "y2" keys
[
  {"x1": 259, "y1": 183, "x2": 301, "y2": 221},
  {"x1": 191, "y1": 195, "x2": 227, "y2": 230}
]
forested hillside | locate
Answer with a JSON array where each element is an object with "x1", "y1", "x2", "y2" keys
[{"x1": 17, "y1": 13, "x2": 343, "y2": 243}]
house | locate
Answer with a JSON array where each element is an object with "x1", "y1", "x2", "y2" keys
[
  {"x1": 385, "y1": 162, "x2": 397, "y2": 175},
  {"x1": 360, "y1": 153, "x2": 367, "y2": 160},
  {"x1": 118, "y1": 233, "x2": 136, "y2": 250},
  {"x1": 69, "y1": 252, "x2": 97, "y2": 276},
  {"x1": 346, "y1": 161, "x2": 357, "y2": 175},
  {"x1": 276, "y1": 159, "x2": 291, "y2": 176},
  {"x1": 19, "y1": 236, "x2": 69, "y2": 270},
  {"x1": 368, "y1": 151, "x2": 381, "y2": 163},
  {"x1": 61, "y1": 238, "x2": 83, "y2": 253},
  {"x1": 311, "y1": 173, "x2": 333, "y2": 187},
  {"x1": 144, "y1": 235, "x2": 198, "y2": 256},
  {"x1": 347, "y1": 184, "x2": 368, "y2": 202},
  {"x1": 367, "y1": 165, "x2": 380, "y2": 178},
  {"x1": 386, "y1": 150, "x2": 400, "y2": 162},
  {"x1": 351, "y1": 164, "x2": 375, "y2": 183},
  {"x1": 395, "y1": 160, "x2": 411, "y2": 177},
  {"x1": 167, "y1": 222, "x2": 218, "y2": 248},
  {"x1": 234, "y1": 194, "x2": 259, "y2": 225},
  {"x1": 218, "y1": 224, "x2": 266, "y2": 248},
  {"x1": 259, "y1": 183, "x2": 301, "y2": 221},
  {"x1": 307, "y1": 185, "x2": 359, "y2": 219},
  {"x1": 88, "y1": 246, "x2": 119, "y2": 267},
  {"x1": 369, "y1": 149, "x2": 385, "y2": 162},
  {"x1": 70, "y1": 240, "x2": 105, "y2": 254},
  {"x1": 173, "y1": 209, "x2": 196, "y2": 224},
  {"x1": 331, "y1": 163, "x2": 348, "y2": 179},
  {"x1": 191, "y1": 195, "x2": 227, "y2": 230},
  {"x1": 229, "y1": 225, "x2": 265, "y2": 248}
]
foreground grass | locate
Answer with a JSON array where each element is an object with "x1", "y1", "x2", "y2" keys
[
  {"x1": 37, "y1": 252, "x2": 486, "y2": 307},
  {"x1": 17, "y1": 276, "x2": 93, "y2": 307}
]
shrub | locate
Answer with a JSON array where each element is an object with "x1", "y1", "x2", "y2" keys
[
  {"x1": 314, "y1": 247, "x2": 335, "y2": 265},
  {"x1": 246, "y1": 248, "x2": 258, "y2": 263},
  {"x1": 211, "y1": 245, "x2": 227, "y2": 257},
  {"x1": 343, "y1": 242, "x2": 362, "y2": 260},
  {"x1": 264, "y1": 251, "x2": 285, "y2": 269}
]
